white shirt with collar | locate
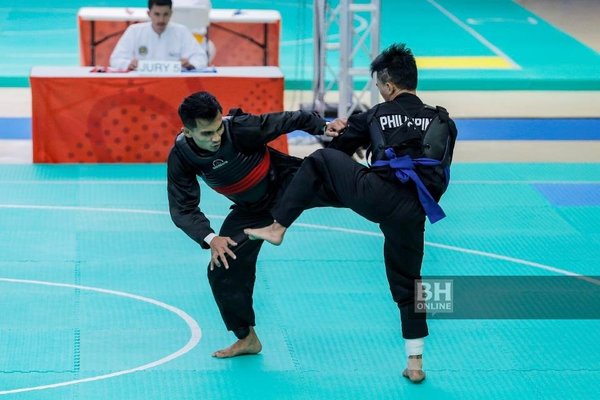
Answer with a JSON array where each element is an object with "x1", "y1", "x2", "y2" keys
[{"x1": 109, "y1": 21, "x2": 208, "y2": 70}]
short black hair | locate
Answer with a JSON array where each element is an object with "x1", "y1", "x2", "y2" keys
[
  {"x1": 148, "y1": 0, "x2": 172, "y2": 9},
  {"x1": 178, "y1": 91, "x2": 223, "y2": 129},
  {"x1": 370, "y1": 43, "x2": 418, "y2": 91}
]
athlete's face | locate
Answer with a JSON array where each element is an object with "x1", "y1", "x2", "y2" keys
[
  {"x1": 184, "y1": 112, "x2": 225, "y2": 152},
  {"x1": 148, "y1": 5, "x2": 172, "y2": 34}
]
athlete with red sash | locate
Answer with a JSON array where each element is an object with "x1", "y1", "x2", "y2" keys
[{"x1": 167, "y1": 91, "x2": 343, "y2": 358}]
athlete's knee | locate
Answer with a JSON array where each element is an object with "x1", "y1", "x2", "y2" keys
[
  {"x1": 306, "y1": 148, "x2": 345, "y2": 172},
  {"x1": 207, "y1": 263, "x2": 229, "y2": 286}
]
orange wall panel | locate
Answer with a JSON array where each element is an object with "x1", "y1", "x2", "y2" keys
[{"x1": 31, "y1": 74, "x2": 285, "y2": 163}]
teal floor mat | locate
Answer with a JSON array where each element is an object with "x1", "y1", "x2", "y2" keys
[{"x1": 0, "y1": 163, "x2": 598, "y2": 399}]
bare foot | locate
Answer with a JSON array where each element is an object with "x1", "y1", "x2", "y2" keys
[
  {"x1": 402, "y1": 355, "x2": 426, "y2": 383},
  {"x1": 212, "y1": 327, "x2": 262, "y2": 358},
  {"x1": 244, "y1": 222, "x2": 287, "y2": 245}
]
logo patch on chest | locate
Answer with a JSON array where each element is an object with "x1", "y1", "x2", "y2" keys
[{"x1": 212, "y1": 159, "x2": 229, "y2": 169}]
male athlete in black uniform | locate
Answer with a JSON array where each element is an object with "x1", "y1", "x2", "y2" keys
[
  {"x1": 245, "y1": 43, "x2": 458, "y2": 382},
  {"x1": 167, "y1": 92, "x2": 343, "y2": 358}
]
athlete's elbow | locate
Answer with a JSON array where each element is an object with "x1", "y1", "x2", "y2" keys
[{"x1": 169, "y1": 208, "x2": 189, "y2": 229}]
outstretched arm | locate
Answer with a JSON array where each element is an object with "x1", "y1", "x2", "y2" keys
[{"x1": 231, "y1": 110, "x2": 327, "y2": 149}]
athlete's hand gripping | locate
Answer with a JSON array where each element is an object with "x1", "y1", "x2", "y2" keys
[
  {"x1": 209, "y1": 236, "x2": 238, "y2": 270},
  {"x1": 325, "y1": 118, "x2": 348, "y2": 137}
]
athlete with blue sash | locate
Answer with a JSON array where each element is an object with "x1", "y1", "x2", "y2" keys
[{"x1": 245, "y1": 43, "x2": 458, "y2": 383}]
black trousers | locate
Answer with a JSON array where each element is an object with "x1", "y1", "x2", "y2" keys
[
  {"x1": 208, "y1": 171, "x2": 339, "y2": 339},
  {"x1": 272, "y1": 148, "x2": 428, "y2": 339}
]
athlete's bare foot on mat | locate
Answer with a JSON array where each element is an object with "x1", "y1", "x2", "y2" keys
[
  {"x1": 244, "y1": 222, "x2": 287, "y2": 245},
  {"x1": 402, "y1": 355, "x2": 426, "y2": 383},
  {"x1": 212, "y1": 327, "x2": 263, "y2": 358}
]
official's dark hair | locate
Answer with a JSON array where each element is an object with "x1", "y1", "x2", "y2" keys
[
  {"x1": 148, "y1": 0, "x2": 172, "y2": 9},
  {"x1": 178, "y1": 92, "x2": 223, "y2": 129},
  {"x1": 370, "y1": 43, "x2": 418, "y2": 91}
]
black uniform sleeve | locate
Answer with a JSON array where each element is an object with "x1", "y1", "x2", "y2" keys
[
  {"x1": 230, "y1": 110, "x2": 326, "y2": 150},
  {"x1": 167, "y1": 148, "x2": 214, "y2": 249},
  {"x1": 327, "y1": 111, "x2": 371, "y2": 155}
]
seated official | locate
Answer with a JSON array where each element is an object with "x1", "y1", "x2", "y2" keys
[{"x1": 110, "y1": 0, "x2": 208, "y2": 71}]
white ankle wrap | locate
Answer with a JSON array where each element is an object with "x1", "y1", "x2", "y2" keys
[{"x1": 405, "y1": 338, "x2": 424, "y2": 357}]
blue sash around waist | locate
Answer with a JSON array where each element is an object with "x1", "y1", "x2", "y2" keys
[{"x1": 372, "y1": 148, "x2": 446, "y2": 223}]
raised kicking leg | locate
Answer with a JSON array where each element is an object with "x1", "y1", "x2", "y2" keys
[{"x1": 244, "y1": 221, "x2": 287, "y2": 245}]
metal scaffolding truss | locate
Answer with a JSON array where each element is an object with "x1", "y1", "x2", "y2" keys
[{"x1": 311, "y1": 0, "x2": 380, "y2": 118}]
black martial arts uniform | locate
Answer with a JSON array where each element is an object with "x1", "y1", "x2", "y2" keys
[
  {"x1": 167, "y1": 110, "x2": 338, "y2": 339},
  {"x1": 271, "y1": 93, "x2": 457, "y2": 339}
]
